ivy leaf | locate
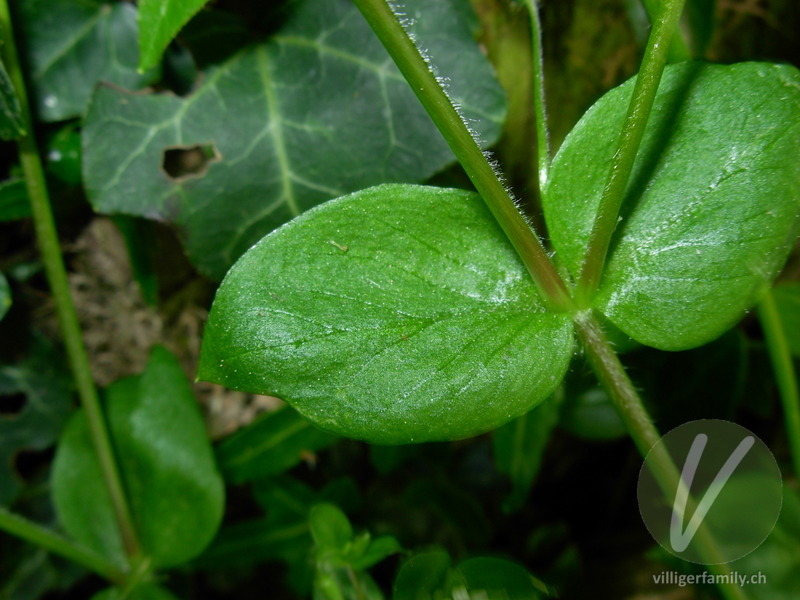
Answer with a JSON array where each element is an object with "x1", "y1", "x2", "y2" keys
[
  {"x1": 137, "y1": 0, "x2": 209, "y2": 72},
  {"x1": 52, "y1": 347, "x2": 224, "y2": 569},
  {"x1": 0, "y1": 57, "x2": 24, "y2": 139},
  {"x1": 545, "y1": 62, "x2": 800, "y2": 350},
  {"x1": 199, "y1": 184, "x2": 573, "y2": 444},
  {"x1": 0, "y1": 336, "x2": 73, "y2": 506},
  {"x1": 82, "y1": 0, "x2": 506, "y2": 279},
  {"x1": 18, "y1": 0, "x2": 160, "y2": 122}
]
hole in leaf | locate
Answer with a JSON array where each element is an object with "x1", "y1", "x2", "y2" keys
[
  {"x1": 161, "y1": 143, "x2": 220, "y2": 180},
  {"x1": 0, "y1": 392, "x2": 26, "y2": 416}
]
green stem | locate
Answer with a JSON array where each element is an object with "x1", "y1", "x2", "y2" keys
[
  {"x1": 640, "y1": 0, "x2": 692, "y2": 61},
  {"x1": 0, "y1": 508, "x2": 125, "y2": 583},
  {"x1": 576, "y1": 0, "x2": 687, "y2": 304},
  {"x1": 523, "y1": 0, "x2": 550, "y2": 191},
  {"x1": 574, "y1": 311, "x2": 748, "y2": 600},
  {"x1": 351, "y1": 0, "x2": 573, "y2": 313},
  {"x1": 0, "y1": 0, "x2": 141, "y2": 560},
  {"x1": 757, "y1": 289, "x2": 800, "y2": 478}
]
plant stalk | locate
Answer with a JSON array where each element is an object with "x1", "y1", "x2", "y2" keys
[
  {"x1": 757, "y1": 289, "x2": 800, "y2": 478},
  {"x1": 352, "y1": 0, "x2": 573, "y2": 313},
  {"x1": 576, "y1": 0, "x2": 687, "y2": 303},
  {"x1": 0, "y1": 0, "x2": 141, "y2": 560},
  {"x1": 574, "y1": 311, "x2": 749, "y2": 600},
  {"x1": 0, "y1": 508, "x2": 125, "y2": 583},
  {"x1": 523, "y1": 0, "x2": 550, "y2": 192}
]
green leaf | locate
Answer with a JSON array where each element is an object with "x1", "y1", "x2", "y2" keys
[
  {"x1": 46, "y1": 124, "x2": 82, "y2": 186},
  {"x1": 137, "y1": 0, "x2": 209, "y2": 72},
  {"x1": 199, "y1": 184, "x2": 574, "y2": 444},
  {"x1": 0, "y1": 56, "x2": 25, "y2": 139},
  {"x1": 545, "y1": 62, "x2": 800, "y2": 350},
  {"x1": 0, "y1": 336, "x2": 73, "y2": 506},
  {"x1": 82, "y1": 0, "x2": 506, "y2": 279},
  {"x1": 0, "y1": 178, "x2": 31, "y2": 222},
  {"x1": 310, "y1": 503, "x2": 353, "y2": 554},
  {"x1": 772, "y1": 283, "x2": 800, "y2": 358},
  {"x1": 0, "y1": 272, "x2": 10, "y2": 321},
  {"x1": 92, "y1": 584, "x2": 179, "y2": 600},
  {"x1": 18, "y1": 0, "x2": 161, "y2": 122},
  {"x1": 393, "y1": 550, "x2": 453, "y2": 600},
  {"x1": 349, "y1": 535, "x2": 403, "y2": 571},
  {"x1": 216, "y1": 404, "x2": 338, "y2": 484},
  {"x1": 493, "y1": 392, "x2": 562, "y2": 513},
  {"x1": 52, "y1": 346, "x2": 224, "y2": 568},
  {"x1": 453, "y1": 557, "x2": 549, "y2": 599}
]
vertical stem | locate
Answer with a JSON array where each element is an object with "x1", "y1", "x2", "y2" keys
[
  {"x1": 0, "y1": 508, "x2": 125, "y2": 583},
  {"x1": 352, "y1": 0, "x2": 573, "y2": 313},
  {"x1": 757, "y1": 289, "x2": 800, "y2": 478},
  {"x1": 0, "y1": 0, "x2": 141, "y2": 560},
  {"x1": 574, "y1": 311, "x2": 749, "y2": 600},
  {"x1": 523, "y1": 0, "x2": 550, "y2": 192},
  {"x1": 576, "y1": 0, "x2": 687, "y2": 304}
]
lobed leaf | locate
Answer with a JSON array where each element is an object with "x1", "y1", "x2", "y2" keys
[
  {"x1": 545, "y1": 62, "x2": 800, "y2": 350},
  {"x1": 199, "y1": 184, "x2": 573, "y2": 444},
  {"x1": 18, "y1": 0, "x2": 160, "y2": 122},
  {"x1": 82, "y1": 0, "x2": 506, "y2": 279},
  {"x1": 52, "y1": 347, "x2": 224, "y2": 568}
]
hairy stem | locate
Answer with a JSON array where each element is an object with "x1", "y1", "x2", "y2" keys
[
  {"x1": 574, "y1": 311, "x2": 749, "y2": 600},
  {"x1": 0, "y1": 0, "x2": 141, "y2": 560},
  {"x1": 523, "y1": 0, "x2": 550, "y2": 191},
  {"x1": 0, "y1": 508, "x2": 125, "y2": 583},
  {"x1": 757, "y1": 289, "x2": 800, "y2": 478},
  {"x1": 352, "y1": 0, "x2": 573, "y2": 312},
  {"x1": 576, "y1": 0, "x2": 687, "y2": 303}
]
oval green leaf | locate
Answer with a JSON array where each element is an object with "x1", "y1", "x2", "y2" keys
[
  {"x1": 199, "y1": 184, "x2": 573, "y2": 444},
  {"x1": 545, "y1": 62, "x2": 800, "y2": 350},
  {"x1": 52, "y1": 346, "x2": 224, "y2": 568}
]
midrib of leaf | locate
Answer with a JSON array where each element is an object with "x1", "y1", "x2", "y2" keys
[
  {"x1": 222, "y1": 417, "x2": 311, "y2": 469},
  {"x1": 33, "y1": 4, "x2": 106, "y2": 80},
  {"x1": 257, "y1": 47, "x2": 299, "y2": 217}
]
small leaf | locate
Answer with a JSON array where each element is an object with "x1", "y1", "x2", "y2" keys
[
  {"x1": 393, "y1": 550, "x2": 453, "y2": 600},
  {"x1": 0, "y1": 57, "x2": 25, "y2": 139},
  {"x1": 216, "y1": 404, "x2": 338, "y2": 484},
  {"x1": 454, "y1": 557, "x2": 550, "y2": 599},
  {"x1": 545, "y1": 62, "x2": 800, "y2": 350},
  {"x1": 18, "y1": 0, "x2": 161, "y2": 121},
  {"x1": 52, "y1": 347, "x2": 224, "y2": 568},
  {"x1": 137, "y1": 0, "x2": 209, "y2": 72},
  {"x1": 82, "y1": 0, "x2": 506, "y2": 278},
  {"x1": 0, "y1": 178, "x2": 31, "y2": 222},
  {"x1": 772, "y1": 283, "x2": 800, "y2": 358},
  {"x1": 199, "y1": 184, "x2": 574, "y2": 444},
  {"x1": 349, "y1": 535, "x2": 403, "y2": 571},
  {"x1": 310, "y1": 503, "x2": 353, "y2": 554},
  {"x1": 0, "y1": 272, "x2": 10, "y2": 321},
  {"x1": 493, "y1": 392, "x2": 562, "y2": 513}
]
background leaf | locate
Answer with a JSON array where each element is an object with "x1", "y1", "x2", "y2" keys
[
  {"x1": 0, "y1": 57, "x2": 25, "y2": 139},
  {"x1": 137, "y1": 0, "x2": 209, "y2": 72},
  {"x1": 493, "y1": 392, "x2": 562, "y2": 513},
  {"x1": 545, "y1": 62, "x2": 800, "y2": 350},
  {"x1": 52, "y1": 346, "x2": 224, "y2": 568},
  {"x1": 772, "y1": 283, "x2": 800, "y2": 358},
  {"x1": 82, "y1": 0, "x2": 506, "y2": 278},
  {"x1": 393, "y1": 550, "x2": 452, "y2": 600},
  {"x1": 454, "y1": 557, "x2": 549, "y2": 599},
  {"x1": 0, "y1": 179, "x2": 31, "y2": 222},
  {"x1": 199, "y1": 184, "x2": 574, "y2": 444},
  {"x1": 0, "y1": 336, "x2": 73, "y2": 506},
  {"x1": 215, "y1": 404, "x2": 338, "y2": 484},
  {"x1": 18, "y1": 0, "x2": 160, "y2": 121},
  {"x1": 0, "y1": 272, "x2": 10, "y2": 321}
]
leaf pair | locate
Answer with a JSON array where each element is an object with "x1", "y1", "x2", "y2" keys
[{"x1": 200, "y1": 62, "x2": 800, "y2": 444}]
